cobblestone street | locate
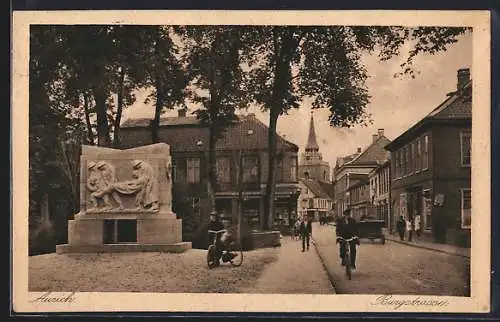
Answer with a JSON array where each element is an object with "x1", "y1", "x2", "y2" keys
[{"x1": 312, "y1": 224, "x2": 470, "y2": 296}]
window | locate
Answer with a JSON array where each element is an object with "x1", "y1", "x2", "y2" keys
[
  {"x1": 243, "y1": 156, "x2": 258, "y2": 182},
  {"x1": 409, "y1": 143, "x2": 413, "y2": 174},
  {"x1": 216, "y1": 157, "x2": 230, "y2": 183},
  {"x1": 187, "y1": 158, "x2": 201, "y2": 183},
  {"x1": 461, "y1": 131, "x2": 471, "y2": 167},
  {"x1": 461, "y1": 189, "x2": 471, "y2": 228},
  {"x1": 422, "y1": 135, "x2": 429, "y2": 170},
  {"x1": 171, "y1": 161, "x2": 177, "y2": 183},
  {"x1": 290, "y1": 158, "x2": 297, "y2": 182},
  {"x1": 416, "y1": 139, "x2": 422, "y2": 172},
  {"x1": 396, "y1": 151, "x2": 400, "y2": 178},
  {"x1": 276, "y1": 159, "x2": 283, "y2": 182},
  {"x1": 402, "y1": 147, "x2": 407, "y2": 176}
]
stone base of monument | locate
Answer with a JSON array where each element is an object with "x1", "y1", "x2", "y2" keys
[{"x1": 56, "y1": 212, "x2": 192, "y2": 254}]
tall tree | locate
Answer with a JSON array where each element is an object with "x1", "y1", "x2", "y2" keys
[
  {"x1": 178, "y1": 26, "x2": 254, "y2": 213},
  {"x1": 247, "y1": 26, "x2": 470, "y2": 230},
  {"x1": 138, "y1": 26, "x2": 189, "y2": 144}
]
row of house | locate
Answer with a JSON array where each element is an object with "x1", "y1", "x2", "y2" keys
[{"x1": 332, "y1": 68, "x2": 472, "y2": 247}]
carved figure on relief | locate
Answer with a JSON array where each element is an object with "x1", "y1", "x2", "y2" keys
[
  {"x1": 114, "y1": 160, "x2": 160, "y2": 212},
  {"x1": 87, "y1": 161, "x2": 124, "y2": 211}
]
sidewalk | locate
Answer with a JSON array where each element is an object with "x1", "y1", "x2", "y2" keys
[
  {"x1": 385, "y1": 234, "x2": 470, "y2": 258},
  {"x1": 242, "y1": 236, "x2": 336, "y2": 294}
]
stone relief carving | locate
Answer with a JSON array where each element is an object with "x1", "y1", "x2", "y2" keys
[
  {"x1": 86, "y1": 160, "x2": 160, "y2": 213},
  {"x1": 114, "y1": 160, "x2": 160, "y2": 212},
  {"x1": 87, "y1": 161, "x2": 124, "y2": 212}
]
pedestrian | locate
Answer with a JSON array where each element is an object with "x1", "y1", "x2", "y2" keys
[
  {"x1": 396, "y1": 216, "x2": 406, "y2": 241},
  {"x1": 293, "y1": 217, "x2": 301, "y2": 240},
  {"x1": 406, "y1": 217, "x2": 414, "y2": 242},
  {"x1": 414, "y1": 214, "x2": 422, "y2": 238},
  {"x1": 299, "y1": 216, "x2": 313, "y2": 252}
]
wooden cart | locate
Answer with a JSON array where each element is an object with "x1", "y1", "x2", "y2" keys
[{"x1": 358, "y1": 219, "x2": 386, "y2": 244}]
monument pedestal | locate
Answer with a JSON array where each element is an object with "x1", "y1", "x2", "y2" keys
[{"x1": 56, "y1": 211, "x2": 191, "y2": 254}]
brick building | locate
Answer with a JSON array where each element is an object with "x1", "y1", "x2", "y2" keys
[
  {"x1": 333, "y1": 130, "x2": 391, "y2": 220},
  {"x1": 118, "y1": 112, "x2": 300, "y2": 246},
  {"x1": 346, "y1": 177, "x2": 370, "y2": 221},
  {"x1": 384, "y1": 68, "x2": 472, "y2": 247}
]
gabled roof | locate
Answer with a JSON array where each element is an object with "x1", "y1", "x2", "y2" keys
[
  {"x1": 385, "y1": 80, "x2": 472, "y2": 151},
  {"x1": 300, "y1": 178, "x2": 332, "y2": 199},
  {"x1": 318, "y1": 181, "x2": 335, "y2": 199},
  {"x1": 335, "y1": 153, "x2": 360, "y2": 168},
  {"x1": 349, "y1": 136, "x2": 391, "y2": 166},
  {"x1": 121, "y1": 116, "x2": 201, "y2": 127},
  {"x1": 119, "y1": 114, "x2": 299, "y2": 153}
]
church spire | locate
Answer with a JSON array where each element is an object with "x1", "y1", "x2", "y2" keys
[{"x1": 305, "y1": 111, "x2": 319, "y2": 152}]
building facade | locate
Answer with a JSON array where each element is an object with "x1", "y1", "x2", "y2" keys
[
  {"x1": 346, "y1": 177, "x2": 370, "y2": 221},
  {"x1": 368, "y1": 160, "x2": 391, "y2": 228},
  {"x1": 385, "y1": 68, "x2": 472, "y2": 247},
  {"x1": 333, "y1": 129, "x2": 391, "y2": 220},
  {"x1": 118, "y1": 112, "x2": 301, "y2": 246},
  {"x1": 297, "y1": 178, "x2": 333, "y2": 221}
]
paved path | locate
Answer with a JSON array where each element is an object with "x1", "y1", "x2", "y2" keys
[
  {"x1": 312, "y1": 223, "x2": 470, "y2": 296},
  {"x1": 243, "y1": 236, "x2": 335, "y2": 294}
]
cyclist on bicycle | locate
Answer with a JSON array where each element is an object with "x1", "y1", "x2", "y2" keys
[
  {"x1": 207, "y1": 211, "x2": 236, "y2": 261},
  {"x1": 336, "y1": 208, "x2": 360, "y2": 269}
]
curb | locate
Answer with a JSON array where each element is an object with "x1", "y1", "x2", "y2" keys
[
  {"x1": 311, "y1": 238, "x2": 338, "y2": 294},
  {"x1": 385, "y1": 237, "x2": 470, "y2": 259}
]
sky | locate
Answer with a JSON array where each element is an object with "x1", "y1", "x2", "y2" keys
[{"x1": 121, "y1": 31, "x2": 472, "y2": 170}]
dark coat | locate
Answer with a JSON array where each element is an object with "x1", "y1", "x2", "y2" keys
[
  {"x1": 299, "y1": 221, "x2": 312, "y2": 236},
  {"x1": 336, "y1": 217, "x2": 359, "y2": 238},
  {"x1": 396, "y1": 218, "x2": 406, "y2": 232}
]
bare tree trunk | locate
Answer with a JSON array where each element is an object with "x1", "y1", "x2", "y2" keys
[
  {"x1": 152, "y1": 27, "x2": 163, "y2": 144},
  {"x1": 92, "y1": 88, "x2": 111, "y2": 147},
  {"x1": 113, "y1": 67, "x2": 125, "y2": 147},
  {"x1": 207, "y1": 124, "x2": 217, "y2": 212},
  {"x1": 264, "y1": 110, "x2": 279, "y2": 231},
  {"x1": 83, "y1": 92, "x2": 95, "y2": 145}
]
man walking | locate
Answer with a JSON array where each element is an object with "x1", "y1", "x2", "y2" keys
[
  {"x1": 396, "y1": 216, "x2": 406, "y2": 241},
  {"x1": 299, "y1": 216, "x2": 312, "y2": 252}
]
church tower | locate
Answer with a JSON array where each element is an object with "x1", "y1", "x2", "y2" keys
[{"x1": 298, "y1": 112, "x2": 331, "y2": 183}]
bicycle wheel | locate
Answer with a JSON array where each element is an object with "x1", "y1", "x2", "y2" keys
[
  {"x1": 207, "y1": 245, "x2": 218, "y2": 269},
  {"x1": 229, "y1": 241, "x2": 243, "y2": 267},
  {"x1": 345, "y1": 252, "x2": 352, "y2": 280}
]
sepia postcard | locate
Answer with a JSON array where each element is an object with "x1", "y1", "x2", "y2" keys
[{"x1": 12, "y1": 10, "x2": 491, "y2": 314}]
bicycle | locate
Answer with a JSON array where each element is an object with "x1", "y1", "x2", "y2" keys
[
  {"x1": 336, "y1": 236, "x2": 359, "y2": 280},
  {"x1": 207, "y1": 229, "x2": 243, "y2": 269}
]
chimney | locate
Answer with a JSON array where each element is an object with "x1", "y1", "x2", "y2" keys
[
  {"x1": 357, "y1": 147, "x2": 362, "y2": 153},
  {"x1": 457, "y1": 68, "x2": 470, "y2": 91},
  {"x1": 372, "y1": 134, "x2": 378, "y2": 143},
  {"x1": 178, "y1": 108, "x2": 187, "y2": 117},
  {"x1": 377, "y1": 128, "x2": 384, "y2": 137}
]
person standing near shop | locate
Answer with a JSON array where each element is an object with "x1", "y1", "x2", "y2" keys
[
  {"x1": 396, "y1": 216, "x2": 406, "y2": 241},
  {"x1": 299, "y1": 216, "x2": 313, "y2": 252}
]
